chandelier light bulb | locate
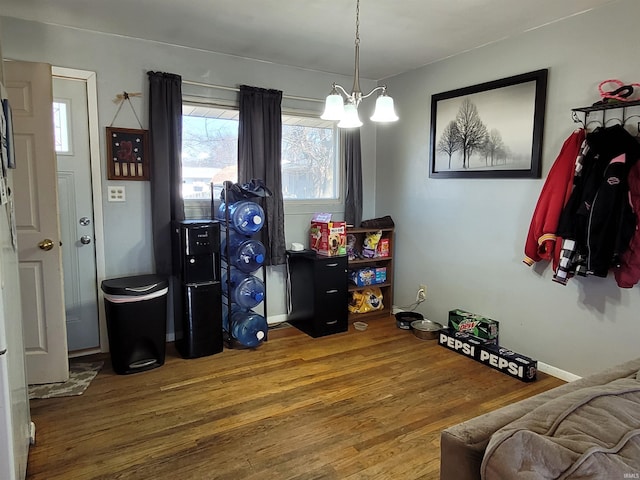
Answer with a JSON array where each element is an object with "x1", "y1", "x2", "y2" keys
[
  {"x1": 370, "y1": 94, "x2": 399, "y2": 123},
  {"x1": 338, "y1": 103, "x2": 363, "y2": 128},
  {"x1": 321, "y1": 91, "x2": 345, "y2": 121}
]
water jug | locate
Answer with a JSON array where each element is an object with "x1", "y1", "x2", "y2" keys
[
  {"x1": 221, "y1": 231, "x2": 266, "y2": 274},
  {"x1": 222, "y1": 268, "x2": 265, "y2": 309},
  {"x1": 223, "y1": 306, "x2": 268, "y2": 348},
  {"x1": 216, "y1": 201, "x2": 265, "y2": 235}
]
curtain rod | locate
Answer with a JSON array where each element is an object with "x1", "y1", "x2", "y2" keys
[{"x1": 182, "y1": 79, "x2": 324, "y2": 104}]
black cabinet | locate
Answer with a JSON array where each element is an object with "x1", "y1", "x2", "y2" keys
[{"x1": 286, "y1": 250, "x2": 348, "y2": 337}]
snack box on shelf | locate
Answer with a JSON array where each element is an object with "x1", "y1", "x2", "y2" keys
[
  {"x1": 349, "y1": 267, "x2": 387, "y2": 287},
  {"x1": 310, "y1": 214, "x2": 346, "y2": 257}
]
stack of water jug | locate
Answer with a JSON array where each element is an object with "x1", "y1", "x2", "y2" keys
[{"x1": 217, "y1": 200, "x2": 269, "y2": 348}]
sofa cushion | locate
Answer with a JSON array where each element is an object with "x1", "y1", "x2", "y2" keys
[
  {"x1": 440, "y1": 357, "x2": 640, "y2": 480},
  {"x1": 481, "y1": 375, "x2": 640, "y2": 479}
]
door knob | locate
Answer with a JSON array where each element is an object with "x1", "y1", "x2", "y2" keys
[
  {"x1": 80, "y1": 235, "x2": 92, "y2": 245},
  {"x1": 38, "y1": 239, "x2": 54, "y2": 251}
]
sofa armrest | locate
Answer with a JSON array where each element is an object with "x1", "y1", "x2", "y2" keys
[{"x1": 439, "y1": 357, "x2": 640, "y2": 480}]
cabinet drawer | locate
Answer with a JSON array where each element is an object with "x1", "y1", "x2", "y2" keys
[
  {"x1": 316, "y1": 314, "x2": 348, "y2": 336},
  {"x1": 315, "y1": 257, "x2": 347, "y2": 290},
  {"x1": 317, "y1": 288, "x2": 348, "y2": 311}
]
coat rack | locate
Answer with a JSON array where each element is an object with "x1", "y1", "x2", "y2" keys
[{"x1": 571, "y1": 99, "x2": 640, "y2": 132}]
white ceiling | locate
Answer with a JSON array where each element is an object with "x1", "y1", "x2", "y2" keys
[{"x1": 1, "y1": 0, "x2": 619, "y2": 80}]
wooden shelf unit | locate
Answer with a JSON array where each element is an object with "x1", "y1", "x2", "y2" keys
[{"x1": 346, "y1": 226, "x2": 394, "y2": 321}]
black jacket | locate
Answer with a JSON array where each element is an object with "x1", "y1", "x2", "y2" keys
[{"x1": 557, "y1": 125, "x2": 640, "y2": 277}]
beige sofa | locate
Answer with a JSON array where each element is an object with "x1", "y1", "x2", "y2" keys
[{"x1": 440, "y1": 357, "x2": 640, "y2": 480}]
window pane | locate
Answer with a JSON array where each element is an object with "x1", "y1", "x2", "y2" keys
[
  {"x1": 281, "y1": 120, "x2": 337, "y2": 200},
  {"x1": 181, "y1": 104, "x2": 338, "y2": 201},
  {"x1": 182, "y1": 105, "x2": 238, "y2": 200},
  {"x1": 53, "y1": 100, "x2": 71, "y2": 154}
]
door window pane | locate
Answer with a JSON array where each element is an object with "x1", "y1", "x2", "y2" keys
[{"x1": 53, "y1": 100, "x2": 72, "y2": 154}]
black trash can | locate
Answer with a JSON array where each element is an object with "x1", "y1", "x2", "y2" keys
[{"x1": 101, "y1": 274, "x2": 168, "y2": 375}]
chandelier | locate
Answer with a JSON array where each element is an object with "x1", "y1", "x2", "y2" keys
[{"x1": 321, "y1": 0, "x2": 399, "y2": 128}]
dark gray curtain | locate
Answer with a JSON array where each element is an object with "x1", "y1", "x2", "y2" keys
[
  {"x1": 147, "y1": 71, "x2": 184, "y2": 275},
  {"x1": 343, "y1": 129, "x2": 363, "y2": 227},
  {"x1": 237, "y1": 85, "x2": 286, "y2": 266}
]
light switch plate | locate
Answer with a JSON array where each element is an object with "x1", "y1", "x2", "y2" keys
[{"x1": 108, "y1": 185, "x2": 126, "y2": 202}]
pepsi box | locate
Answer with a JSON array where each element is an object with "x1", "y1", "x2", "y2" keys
[
  {"x1": 448, "y1": 309, "x2": 499, "y2": 341},
  {"x1": 478, "y1": 344, "x2": 537, "y2": 383},
  {"x1": 438, "y1": 327, "x2": 490, "y2": 361}
]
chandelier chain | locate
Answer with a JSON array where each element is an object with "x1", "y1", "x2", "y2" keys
[{"x1": 355, "y1": 0, "x2": 360, "y2": 47}]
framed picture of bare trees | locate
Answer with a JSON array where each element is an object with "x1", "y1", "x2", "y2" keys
[{"x1": 429, "y1": 69, "x2": 547, "y2": 178}]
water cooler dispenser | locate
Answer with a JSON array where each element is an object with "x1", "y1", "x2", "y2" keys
[{"x1": 174, "y1": 220, "x2": 223, "y2": 358}]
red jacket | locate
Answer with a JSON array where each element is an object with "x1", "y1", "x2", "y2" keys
[
  {"x1": 523, "y1": 129, "x2": 586, "y2": 270},
  {"x1": 614, "y1": 160, "x2": 640, "y2": 287}
]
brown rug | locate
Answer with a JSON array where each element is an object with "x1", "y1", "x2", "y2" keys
[{"x1": 28, "y1": 361, "x2": 104, "y2": 400}]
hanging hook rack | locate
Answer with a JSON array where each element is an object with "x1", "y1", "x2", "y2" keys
[
  {"x1": 571, "y1": 99, "x2": 640, "y2": 130},
  {"x1": 622, "y1": 114, "x2": 640, "y2": 136},
  {"x1": 604, "y1": 117, "x2": 624, "y2": 126},
  {"x1": 623, "y1": 114, "x2": 640, "y2": 126},
  {"x1": 571, "y1": 110, "x2": 584, "y2": 127}
]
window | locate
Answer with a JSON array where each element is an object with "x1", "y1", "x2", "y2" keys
[
  {"x1": 53, "y1": 99, "x2": 72, "y2": 154},
  {"x1": 181, "y1": 104, "x2": 339, "y2": 201},
  {"x1": 182, "y1": 105, "x2": 238, "y2": 200},
  {"x1": 282, "y1": 114, "x2": 338, "y2": 200}
]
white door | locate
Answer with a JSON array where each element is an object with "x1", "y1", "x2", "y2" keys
[
  {"x1": 4, "y1": 60, "x2": 69, "y2": 384},
  {"x1": 52, "y1": 77, "x2": 100, "y2": 352}
]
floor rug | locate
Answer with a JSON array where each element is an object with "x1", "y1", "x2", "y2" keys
[{"x1": 28, "y1": 361, "x2": 104, "y2": 400}]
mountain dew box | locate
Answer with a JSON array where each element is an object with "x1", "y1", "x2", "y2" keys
[{"x1": 448, "y1": 309, "x2": 499, "y2": 341}]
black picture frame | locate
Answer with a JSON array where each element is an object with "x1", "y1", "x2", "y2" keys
[
  {"x1": 429, "y1": 69, "x2": 547, "y2": 179},
  {"x1": 106, "y1": 126, "x2": 150, "y2": 181}
]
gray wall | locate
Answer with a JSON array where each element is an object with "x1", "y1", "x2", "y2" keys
[
  {"x1": 379, "y1": 0, "x2": 640, "y2": 377},
  {"x1": 0, "y1": 16, "x2": 378, "y2": 326}
]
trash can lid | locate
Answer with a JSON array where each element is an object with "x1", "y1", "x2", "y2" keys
[{"x1": 101, "y1": 274, "x2": 168, "y2": 296}]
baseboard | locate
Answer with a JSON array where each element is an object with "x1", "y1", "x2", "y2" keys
[
  {"x1": 537, "y1": 362, "x2": 581, "y2": 382},
  {"x1": 268, "y1": 313, "x2": 288, "y2": 326}
]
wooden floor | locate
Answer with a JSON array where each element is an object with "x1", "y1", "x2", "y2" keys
[{"x1": 26, "y1": 316, "x2": 564, "y2": 480}]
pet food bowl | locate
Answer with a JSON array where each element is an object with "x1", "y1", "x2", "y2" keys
[
  {"x1": 395, "y1": 311, "x2": 423, "y2": 330},
  {"x1": 410, "y1": 319, "x2": 443, "y2": 340},
  {"x1": 353, "y1": 321, "x2": 368, "y2": 331}
]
